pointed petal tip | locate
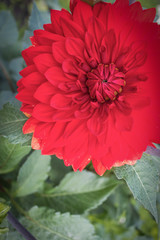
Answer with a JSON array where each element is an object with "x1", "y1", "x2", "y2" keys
[{"x1": 92, "y1": 158, "x2": 107, "y2": 176}]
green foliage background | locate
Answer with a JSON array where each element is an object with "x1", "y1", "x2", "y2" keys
[{"x1": 0, "y1": 0, "x2": 160, "y2": 239}]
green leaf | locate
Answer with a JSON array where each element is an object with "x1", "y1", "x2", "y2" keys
[
  {"x1": 0, "y1": 11, "x2": 18, "y2": 48},
  {"x1": 0, "y1": 228, "x2": 9, "y2": 234},
  {"x1": 0, "y1": 136, "x2": 31, "y2": 174},
  {"x1": 21, "y1": 206, "x2": 100, "y2": 240},
  {"x1": 49, "y1": 155, "x2": 72, "y2": 185},
  {"x1": 23, "y1": 2, "x2": 50, "y2": 49},
  {"x1": 148, "y1": 154, "x2": 160, "y2": 173},
  {"x1": 114, "y1": 156, "x2": 159, "y2": 222},
  {"x1": 38, "y1": 171, "x2": 118, "y2": 214},
  {"x1": 0, "y1": 201, "x2": 10, "y2": 235},
  {"x1": 0, "y1": 231, "x2": 24, "y2": 239},
  {"x1": 0, "y1": 103, "x2": 32, "y2": 144},
  {"x1": 139, "y1": 0, "x2": 159, "y2": 8},
  {"x1": 12, "y1": 150, "x2": 51, "y2": 197},
  {"x1": 0, "y1": 202, "x2": 10, "y2": 224}
]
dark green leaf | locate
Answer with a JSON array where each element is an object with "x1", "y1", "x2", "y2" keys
[
  {"x1": 147, "y1": 153, "x2": 160, "y2": 173},
  {"x1": 0, "y1": 222, "x2": 24, "y2": 240},
  {"x1": 114, "y1": 156, "x2": 159, "y2": 222},
  {"x1": 0, "y1": 231, "x2": 24, "y2": 240},
  {"x1": 20, "y1": 206, "x2": 100, "y2": 240},
  {"x1": 38, "y1": 171, "x2": 118, "y2": 214},
  {"x1": 0, "y1": 103, "x2": 32, "y2": 144},
  {"x1": 12, "y1": 151, "x2": 51, "y2": 197},
  {"x1": 0, "y1": 201, "x2": 10, "y2": 235},
  {"x1": 0, "y1": 136, "x2": 31, "y2": 174},
  {"x1": 0, "y1": 202, "x2": 10, "y2": 224},
  {"x1": 49, "y1": 155, "x2": 72, "y2": 185}
]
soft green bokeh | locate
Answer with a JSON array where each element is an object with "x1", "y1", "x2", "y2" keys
[{"x1": 139, "y1": 0, "x2": 159, "y2": 8}]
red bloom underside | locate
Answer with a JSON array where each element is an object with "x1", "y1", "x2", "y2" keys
[{"x1": 16, "y1": 0, "x2": 160, "y2": 175}]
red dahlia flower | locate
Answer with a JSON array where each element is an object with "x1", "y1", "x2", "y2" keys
[{"x1": 16, "y1": 0, "x2": 160, "y2": 175}]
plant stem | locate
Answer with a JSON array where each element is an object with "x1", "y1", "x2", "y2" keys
[
  {"x1": 7, "y1": 211, "x2": 37, "y2": 240},
  {"x1": 3, "y1": 188, "x2": 37, "y2": 240},
  {"x1": 0, "y1": 60, "x2": 16, "y2": 93}
]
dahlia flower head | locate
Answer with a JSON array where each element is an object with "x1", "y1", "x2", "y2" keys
[{"x1": 16, "y1": 0, "x2": 160, "y2": 175}]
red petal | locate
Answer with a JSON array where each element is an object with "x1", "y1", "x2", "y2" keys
[
  {"x1": 65, "y1": 37, "x2": 85, "y2": 58},
  {"x1": 41, "y1": 122, "x2": 67, "y2": 153},
  {"x1": 32, "y1": 103, "x2": 54, "y2": 122},
  {"x1": 43, "y1": 23, "x2": 54, "y2": 33},
  {"x1": 52, "y1": 109, "x2": 75, "y2": 121},
  {"x1": 34, "y1": 82, "x2": 56, "y2": 104},
  {"x1": 60, "y1": 16, "x2": 84, "y2": 39},
  {"x1": 64, "y1": 123, "x2": 88, "y2": 165},
  {"x1": 50, "y1": 10, "x2": 63, "y2": 35},
  {"x1": 72, "y1": 154, "x2": 90, "y2": 171},
  {"x1": 141, "y1": 8, "x2": 156, "y2": 22},
  {"x1": 50, "y1": 9, "x2": 72, "y2": 34},
  {"x1": 92, "y1": 158, "x2": 106, "y2": 176},
  {"x1": 101, "y1": 30, "x2": 116, "y2": 64},
  {"x1": 20, "y1": 104, "x2": 33, "y2": 115},
  {"x1": 33, "y1": 29, "x2": 64, "y2": 45},
  {"x1": 19, "y1": 65, "x2": 37, "y2": 77},
  {"x1": 85, "y1": 32, "x2": 100, "y2": 63},
  {"x1": 129, "y1": 2, "x2": 142, "y2": 21},
  {"x1": 62, "y1": 58, "x2": 79, "y2": 76},
  {"x1": 23, "y1": 117, "x2": 38, "y2": 134},
  {"x1": 31, "y1": 136, "x2": 41, "y2": 150},
  {"x1": 52, "y1": 40, "x2": 69, "y2": 63},
  {"x1": 33, "y1": 53, "x2": 58, "y2": 74},
  {"x1": 16, "y1": 88, "x2": 38, "y2": 105},
  {"x1": 73, "y1": 0, "x2": 93, "y2": 30},
  {"x1": 45, "y1": 66, "x2": 70, "y2": 86},
  {"x1": 87, "y1": 16, "x2": 105, "y2": 46},
  {"x1": 22, "y1": 46, "x2": 52, "y2": 65},
  {"x1": 115, "y1": 112, "x2": 133, "y2": 131},
  {"x1": 50, "y1": 94, "x2": 72, "y2": 110},
  {"x1": 129, "y1": 2, "x2": 156, "y2": 23},
  {"x1": 87, "y1": 112, "x2": 107, "y2": 136},
  {"x1": 22, "y1": 72, "x2": 45, "y2": 88},
  {"x1": 74, "y1": 109, "x2": 92, "y2": 119},
  {"x1": 70, "y1": 0, "x2": 80, "y2": 13},
  {"x1": 93, "y1": 2, "x2": 110, "y2": 28},
  {"x1": 114, "y1": 0, "x2": 129, "y2": 8},
  {"x1": 64, "y1": 119, "x2": 85, "y2": 139},
  {"x1": 34, "y1": 122, "x2": 53, "y2": 139}
]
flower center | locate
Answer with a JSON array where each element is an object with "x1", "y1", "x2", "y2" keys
[{"x1": 86, "y1": 63, "x2": 126, "y2": 103}]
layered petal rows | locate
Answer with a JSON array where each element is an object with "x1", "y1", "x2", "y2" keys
[{"x1": 16, "y1": 0, "x2": 160, "y2": 175}]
